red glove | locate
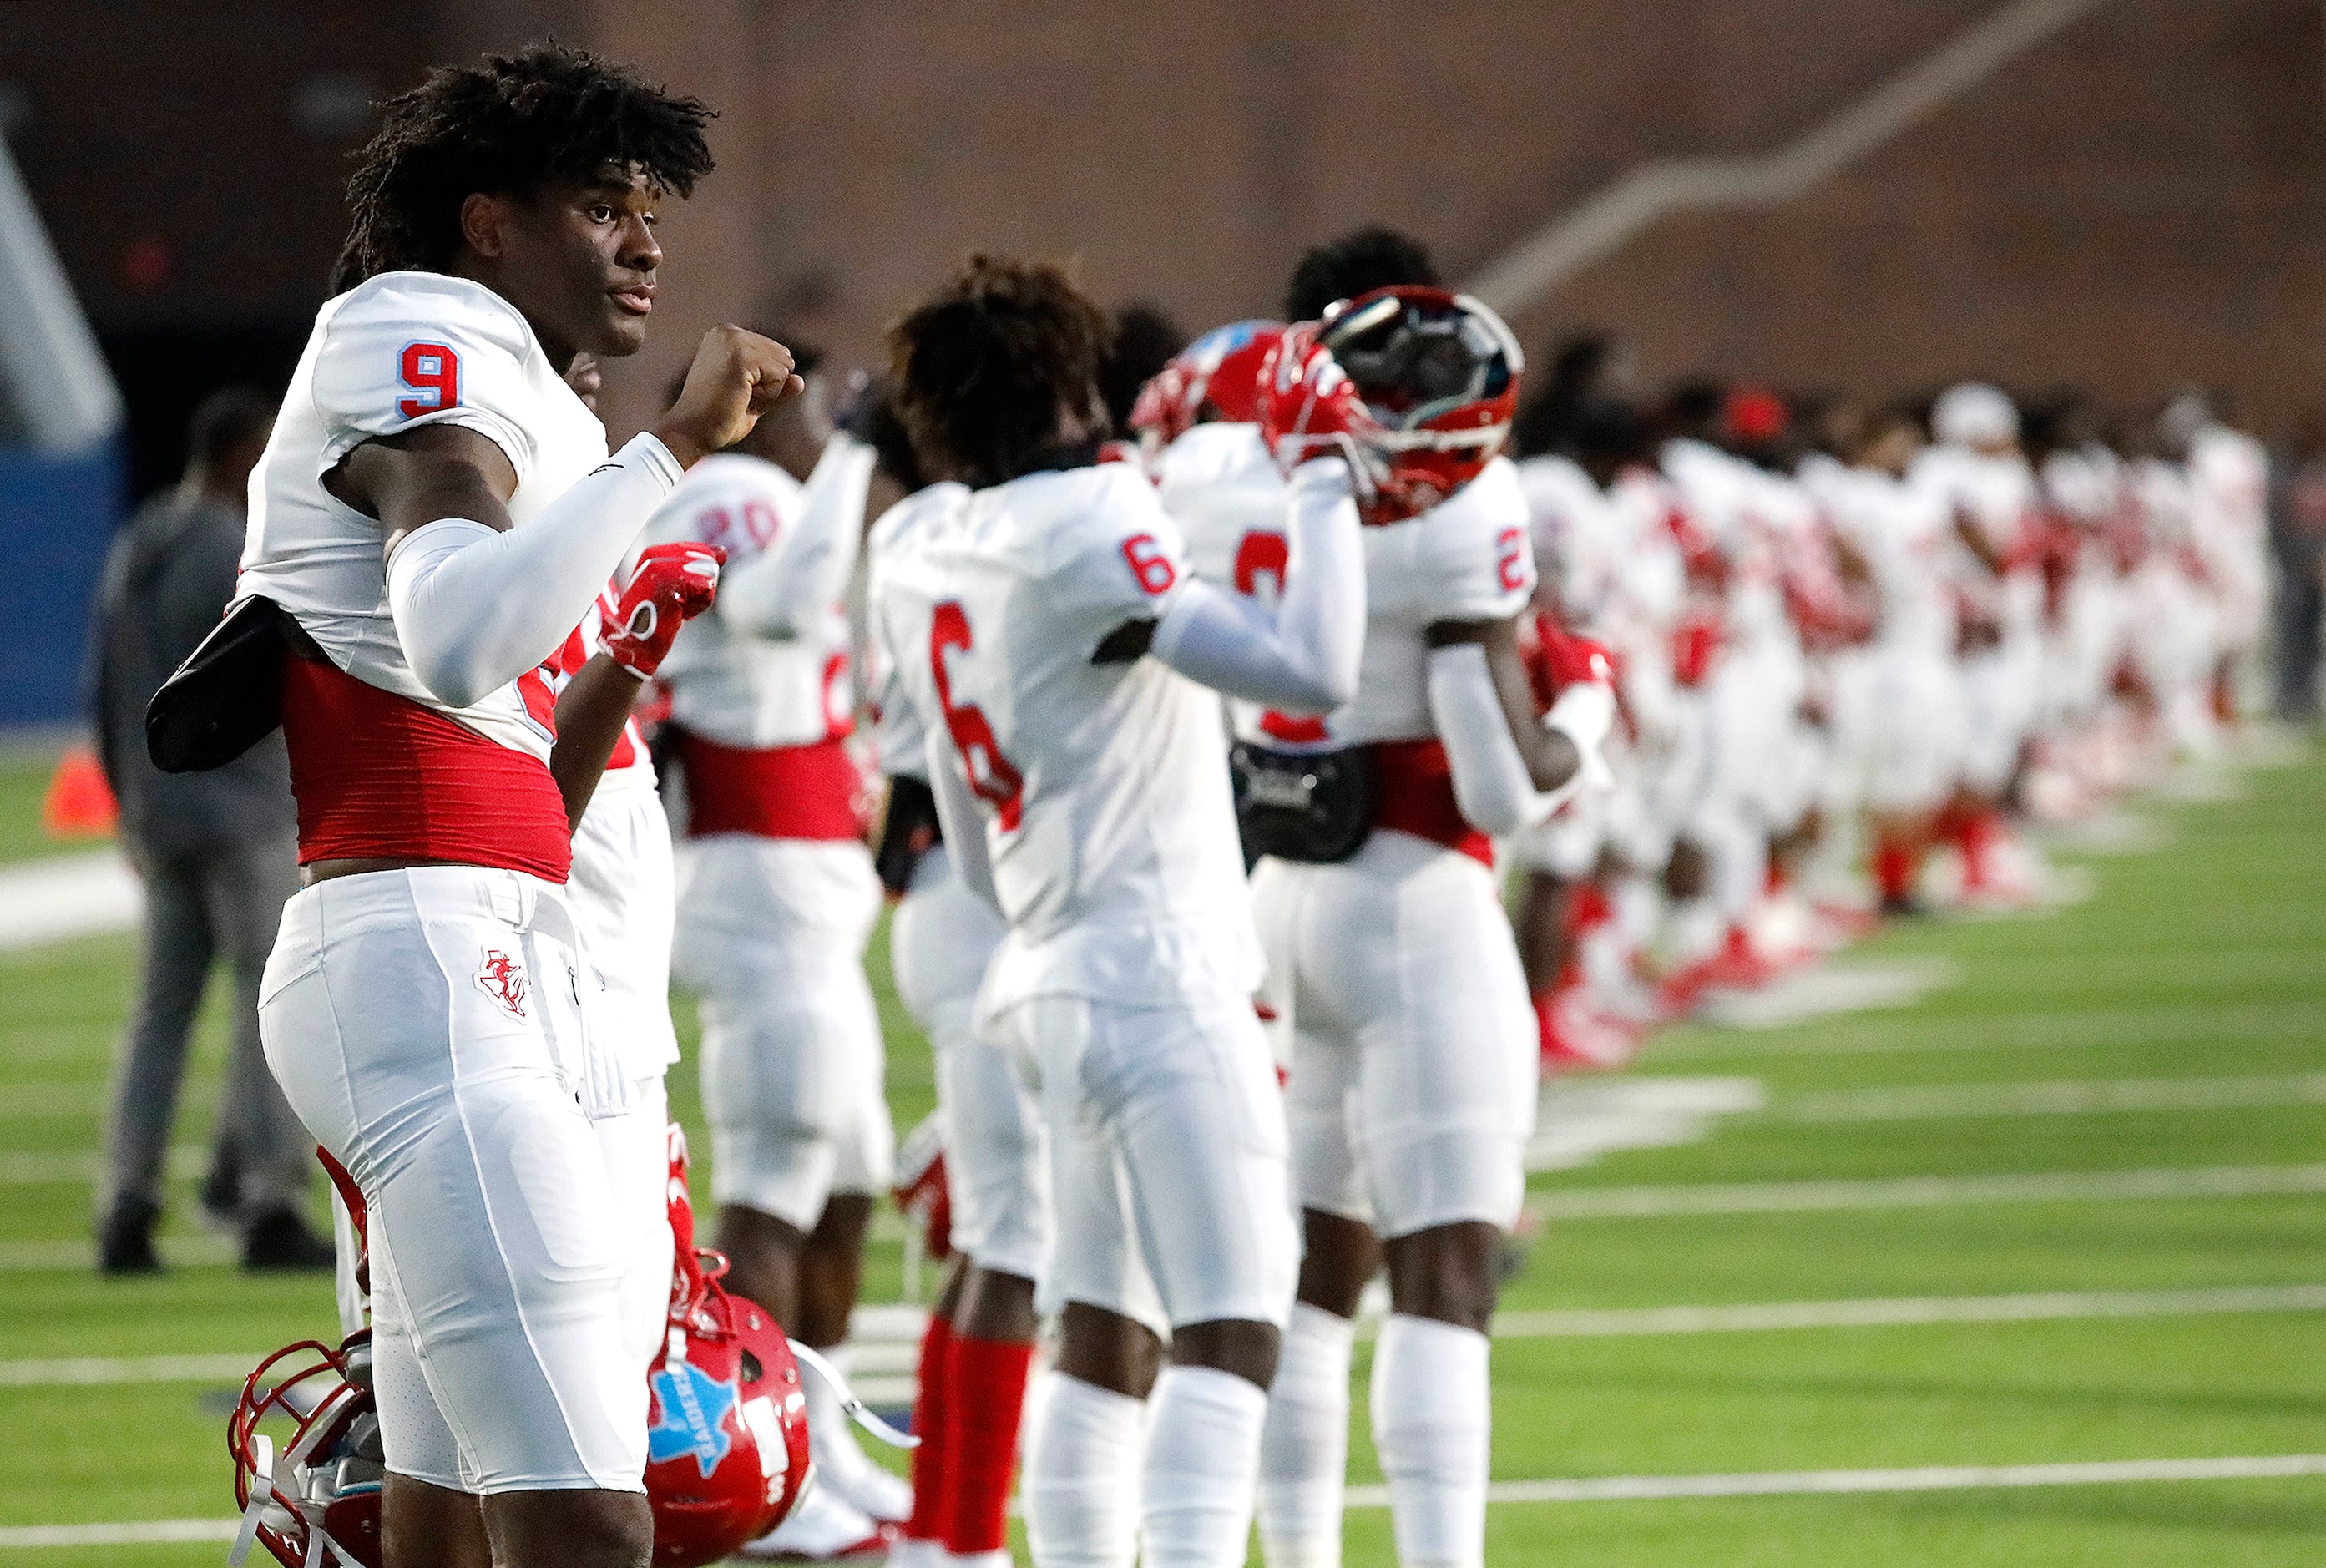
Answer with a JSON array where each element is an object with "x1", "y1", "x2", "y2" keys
[
  {"x1": 1257, "y1": 323, "x2": 1380, "y2": 487},
  {"x1": 604, "y1": 543, "x2": 724, "y2": 679},
  {"x1": 890, "y1": 1112, "x2": 953, "y2": 1262}
]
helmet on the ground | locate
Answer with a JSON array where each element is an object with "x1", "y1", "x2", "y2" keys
[
  {"x1": 227, "y1": 1332, "x2": 384, "y2": 1568},
  {"x1": 645, "y1": 1125, "x2": 813, "y2": 1566},
  {"x1": 1317, "y1": 286, "x2": 1523, "y2": 524},
  {"x1": 1129, "y1": 320, "x2": 1286, "y2": 450}
]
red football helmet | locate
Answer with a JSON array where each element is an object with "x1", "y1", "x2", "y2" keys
[
  {"x1": 1128, "y1": 320, "x2": 1286, "y2": 451},
  {"x1": 1316, "y1": 287, "x2": 1523, "y2": 524},
  {"x1": 647, "y1": 1125, "x2": 814, "y2": 1567},
  {"x1": 228, "y1": 1332, "x2": 384, "y2": 1568}
]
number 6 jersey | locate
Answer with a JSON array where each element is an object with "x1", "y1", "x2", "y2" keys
[{"x1": 867, "y1": 460, "x2": 1262, "y2": 1019}]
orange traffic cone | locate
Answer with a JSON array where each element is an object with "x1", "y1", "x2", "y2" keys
[{"x1": 41, "y1": 745, "x2": 118, "y2": 839}]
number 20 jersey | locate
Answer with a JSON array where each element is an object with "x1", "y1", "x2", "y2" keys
[{"x1": 867, "y1": 462, "x2": 1262, "y2": 1018}]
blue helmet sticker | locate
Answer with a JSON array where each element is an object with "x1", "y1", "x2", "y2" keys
[{"x1": 648, "y1": 1359, "x2": 739, "y2": 1478}]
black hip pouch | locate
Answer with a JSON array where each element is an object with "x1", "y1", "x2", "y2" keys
[
  {"x1": 145, "y1": 595, "x2": 316, "y2": 772},
  {"x1": 1231, "y1": 741, "x2": 1372, "y2": 866}
]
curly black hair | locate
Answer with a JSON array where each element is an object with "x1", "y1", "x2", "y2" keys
[
  {"x1": 848, "y1": 377, "x2": 928, "y2": 495},
  {"x1": 1283, "y1": 225, "x2": 1440, "y2": 323},
  {"x1": 888, "y1": 255, "x2": 1115, "y2": 489},
  {"x1": 336, "y1": 41, "x2": 715, "y2": 287},
  {"x1": 1095, "y1": 301, "x2": 1186, "y2": 435}
]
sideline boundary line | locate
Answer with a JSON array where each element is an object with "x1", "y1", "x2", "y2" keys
[
  {"x1": 1530, "y1": 1162, "x2": 2326, "y2": 1220},
  {"x1": 1346, "y1": 1454, "x2": 2326, "y2": 1508},
  {"x1": 16, "y1": 1454, "x2": 2326, "y2": 1545},
  {"x1": 12, "y1": 1283, "x2": 2319, "y2": 1388}
]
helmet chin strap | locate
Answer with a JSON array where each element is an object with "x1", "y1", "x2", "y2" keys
[
  {"x1": 229, "y1": 1434, "x2": 274, "y2": 1567},
  {"x1": 786, "y1": 1338, "x2": 921, "y2": 1449}
]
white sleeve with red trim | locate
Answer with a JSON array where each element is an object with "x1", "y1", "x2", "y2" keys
[
  {"x1": 1414, "y1": 456, "x2": 1537, "y2": 625},
  {"x1": 1150, "y1": 457, "x2": 1364, "y2": 713},
  {"x1": 310, "y1": 271, "x2": 545, "y2": 483},
  {"x1": 1043, "y1": 463, "x2": 1195, "y2": 646}
]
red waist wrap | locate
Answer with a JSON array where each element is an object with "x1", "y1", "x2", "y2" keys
[
  {"x1": 281, "y1": 657, "x2": 571, "y2": 881},
  {"x1": 680, "y1": 731, "x2": 867, "y2": 842},
  {"x1": 1365, "y1": 737, "x2": 1494, "y2": 869}
]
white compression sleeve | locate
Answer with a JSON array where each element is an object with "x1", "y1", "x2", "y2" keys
[
  {"x1": 386, "y1": 432, "x2": 681, "y2": 708},
  {"x1": 1150, "y1": 457, "x2": 1363, "y2": 713},
  {"x1": 1426, "y1": 641, "x2": 1577, "y2": 837},
  {"x1": 718, "y1": 441, "x2": 872, "y2": 639}
]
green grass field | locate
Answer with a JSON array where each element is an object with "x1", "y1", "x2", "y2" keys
[{"x1": 0, "y1": 737, "x2": 2321, "y2": 1565}]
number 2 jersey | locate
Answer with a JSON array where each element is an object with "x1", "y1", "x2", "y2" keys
[
  {"x1": 236, "y1": 270, "x2": 617, "y2": 881},
  {"x1": 1159, "y1": 422, "x2": 1536, "y2": 860},
  {"x1": 867, "y1": 460, "x2": 1261, "y2": 1018}
]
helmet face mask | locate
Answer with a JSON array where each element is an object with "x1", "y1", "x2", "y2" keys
[
  {"x1": 228, "y1": 1333, "x2": 386, "y2": 1568},
  {"x1": 1317, "y1": 286, "x2": 1523, "y2": 524}
]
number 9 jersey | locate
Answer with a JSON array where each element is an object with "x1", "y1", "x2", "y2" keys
[{"x1": 867, "y1": 460, "x2": 1262, "y2": 1023}]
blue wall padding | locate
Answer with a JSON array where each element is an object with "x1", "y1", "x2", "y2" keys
[{"x1": 0, "y1": 436, "x2": 127, "y2": 727}]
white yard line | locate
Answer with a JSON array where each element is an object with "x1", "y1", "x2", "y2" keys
[
  {"x1": 1489, "y1": 1282, "x2": 2326, "y2": 1338},
  {"x1": 13, "y1": 1283, "x2": 2313, "y2": 1390},
  {"x1": 1649, "y1": 1000, "x2": 2326, "y2": 1061},
  {"x1": 0, "y1": 851, "x2": 139, "y2": 952},
  {"x1": 0, "y1": 1352, "x2": 263, "y2": 1387},
  {"x1": 1776, "y1": 1071, "x2": 2326, "y2": 1123},
  {"x1": 1531, "y1": 1162, "x2": 2326, "y2": 1221},
  {"x1": 0, "y1": 1520, "x2": 240, "y2": 1549},
  {"x1": 0, "y1": 1145, "x2": 201, "y2": 1185},
  {"x1": 1343, "y1": 1453, "x2": 2326, "y2": 1509},
  {"x1": 0, "y1": 1237, "x2": 232, "y2": 1272},
  {"x1": 18, "y1": 1453, "x2": 2326, "y2": 1545}
]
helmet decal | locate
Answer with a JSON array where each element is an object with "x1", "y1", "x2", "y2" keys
[{"x1": 648, "y1": 1358, "x2": 741, "y2": 1479}]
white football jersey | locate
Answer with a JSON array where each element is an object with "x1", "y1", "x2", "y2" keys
[
  {"x1": 1514, "y1": 453, "x2": 1623, "y2": 624},
  {"x1": 644, "y1": 438, "x2": 871, "y2": 750},
  {"x1": 868, "y1": 462, "x2": 1259, "y2": 1014},
  {"x1": 237, "y1": 270, "x2": 609, "y2": 761},
  {"x1": 1164, "y1": 434, "x2": 1534, "y2": 748},
  {"x1": 1813, "y1": 461, "x2": 1959, "y2": 659}
]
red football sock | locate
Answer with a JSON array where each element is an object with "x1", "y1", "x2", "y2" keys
[
  {"x1": 944, "y1": 1334, "x2": 1036, "y2": 1555},
  {"x1": 904, "y1": 1313, "x2": 955, "y2": 1545},
  {"x1": 1959, "y1": 809, "x2": 2001, "y2": 889},
  {"x1": 1873, "y1": 842, "x2": 1917, "y2": 903}
]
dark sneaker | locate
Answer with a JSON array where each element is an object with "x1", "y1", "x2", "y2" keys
[
  {"x1": 242, "y1": 1207, "x2": 337, "y2": 1272},
  {"x1": 198, "y1": 1157, "x2": 242, "y2": 1233},
  {"x1": 98, "y1": 1197, "x2": 163, "y2": 1275}
]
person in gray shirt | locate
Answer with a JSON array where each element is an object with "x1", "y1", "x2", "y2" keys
[{"x1": 88, "y1": 386, "x2": 331, "y2": 1273}]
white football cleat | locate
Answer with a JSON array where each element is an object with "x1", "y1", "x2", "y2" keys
[{"x1": 738, "y1": 1481, "x2": 897, "y2": 1561}]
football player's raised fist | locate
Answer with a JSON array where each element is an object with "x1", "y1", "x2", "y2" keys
[{"x1": 655, "y1": 326, "x2": 806, "y2": 469}]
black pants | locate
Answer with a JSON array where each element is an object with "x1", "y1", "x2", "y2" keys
[{"x1": 2276, "y1": 564, "x2": 2323, "y2": 720}]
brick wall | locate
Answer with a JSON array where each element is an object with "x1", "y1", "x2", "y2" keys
[{"x1": 7, "y1": 0, "x2": 2318, "y2": 441}]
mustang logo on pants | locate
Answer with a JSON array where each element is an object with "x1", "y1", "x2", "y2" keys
[{"x1": 477, "y1": 948, "x2": 529, "y2": 1019}]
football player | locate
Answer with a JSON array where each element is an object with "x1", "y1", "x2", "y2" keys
[
  {"x1": 237, "y1": 44, "x2": 797, "y2": 1568},
  {"x1": 638, "y1": 352, "x2": 908, "y2": 1550},
  {"x1": 871, "y1": 255, "x2": 1367, "y2": 1568},
  {"x1": 864, "y1": 394, "x2": 1049, "y2": 1568},
  {"x1": 1912, "y1": 383, "x2": 2050, "y2": 903},
  {"x1": 1161, "y1": 251, "x2": 1608, "y2": 1568}
]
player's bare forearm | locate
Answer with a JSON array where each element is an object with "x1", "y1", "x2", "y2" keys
[
  {"x1": 1428, "y1": 615, "x2": 1581, "y2": 792},
  {"x1": 1953, "y1": 509, "x2": 2006, "y2": 576},
  {"x1": 549, "y1": 655, "x2": 643, "y2": 831}
]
